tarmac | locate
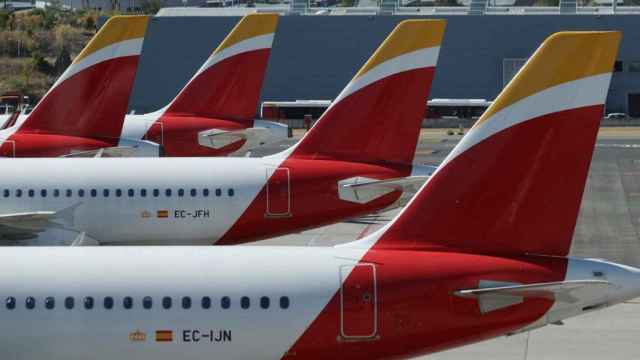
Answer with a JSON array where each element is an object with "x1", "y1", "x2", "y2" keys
[{"x1": 254, "y1": 128, "x2": 640, "y2": 359}]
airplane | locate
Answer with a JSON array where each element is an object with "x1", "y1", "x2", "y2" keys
[
  {"x1": 0, "y1": 19, "x2": 445, "y2": 245},
  {"x1": 1, "y1": 29, "x2": 636, "y2": 360},
  {"x1": 0, "y1": 14, "x2": 289, "y2": 158},
  {"x1": 0, "y1": 15, "x2": 160, "y2": 158},
  {"x1": 119, "y1": 13, "x2": 290, "y2": 157}
]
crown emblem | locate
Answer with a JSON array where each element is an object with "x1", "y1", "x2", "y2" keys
[{"x1": 129, "y1": 329, "x2": 147, "y2": 342}]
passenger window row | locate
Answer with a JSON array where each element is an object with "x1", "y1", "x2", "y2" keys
[
  {"x1": 5, "y1": 295, "x2": 289, "y2": 311},
  {"x1": 1, "y1": 188, "x2": 235, "y2": 198}
]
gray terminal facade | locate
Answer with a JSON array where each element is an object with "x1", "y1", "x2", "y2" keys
[{"x1": 128, "y1": 15, "x2": 640, "y2": 117}]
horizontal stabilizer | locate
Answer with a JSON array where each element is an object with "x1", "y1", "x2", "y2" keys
[
  {"x1": 339, "y1": 176, "x2": 430, "y2": 205},
  {"x1": 198, "y1": 127, "x2": 271, "y2": 155},
  {"x1": 64, "y1": 146, "x2": 139, "y2": 158},
  {"x1": 455, "y1": 280, "x2": 610, "y2": 313}
]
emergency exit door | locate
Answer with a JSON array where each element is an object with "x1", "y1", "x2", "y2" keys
[
  {"x1": 266, "y1": 167, "x2": 291, "y2": 217},
  {"x1": 340, "y1": 263, "x2": 378, "y2": 339}
]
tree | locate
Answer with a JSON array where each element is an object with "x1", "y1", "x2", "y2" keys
[{"x1": 54, "y1": 45, "x2": 71, "y2": 75}]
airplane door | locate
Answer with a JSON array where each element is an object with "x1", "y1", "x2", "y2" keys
[
  {"x1": 340, "y1": 263, "x2": 378, "y2": 340},
  {"x1": 266, "y1": 167, "x2": 291, "y2": 217}
]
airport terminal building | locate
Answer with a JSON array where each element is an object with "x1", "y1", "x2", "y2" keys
[{"x1": 126, "y1": 6, "x2": 640, "y2": 117}]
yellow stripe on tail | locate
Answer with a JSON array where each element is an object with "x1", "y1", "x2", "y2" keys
[
  {"x1": 476, "y1": 31, "x2": 621, "y2": 127},
  {"x1": 214, "y1": 13, "x2": 279, "y2": 55},
  {"x1": 75, "y1": 15, "x2": 150, "y2": 64},
  {"x1": 355, "y1": 19, "x2": 446, "y2": 79}
]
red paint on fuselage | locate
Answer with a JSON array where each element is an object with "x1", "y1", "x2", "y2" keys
[
  {"x1": 218, "y1": 66, "x2": 435, "y2": 244},
  {"x1": 141, "y1": 49, "x2": 271, "y2": 157},
  {"x1": 0, "y1": 133, "x2": 115, "y2": 157},
  {"x1": 284, "y1": 251, "x2": 567, "y2": 360},
  {"x1": 144, "y1": 115, "x2": 252, "y2": 156},
  {"x1": 217, "y1": 160, "x2": 411, "y2": 245}
]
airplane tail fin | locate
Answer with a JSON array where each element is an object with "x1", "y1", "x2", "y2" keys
[
  {"x1": 365, "y1": 31, "x2": 621, "y2": 256},
  {"x1": 285, "y1": 19, "x2": 446, "y2": 166},
  {"x1": 164, "y1": 13, "x2": 279, "y2": 121},
  {"x1": 18, "y1": 16, "x2": 149, "y2": 140}
]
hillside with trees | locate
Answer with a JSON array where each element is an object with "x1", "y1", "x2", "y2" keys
[{"x1": 0, "y1": 7, "x2": 99, "y2": 100}]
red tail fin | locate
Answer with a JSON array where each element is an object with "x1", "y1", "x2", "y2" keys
[
  {"x1": 287, "y1": 19, "x2": 446, "y2": 165},
  {"x1": 18, "y1": 16, "x2": 149, "y2": 139},
  {"x1": 164, "y1": 13, "x2": 279, "y2": 121},
  {"x1": 371, "y1": 32, "x2": 621, "y2": 256}
]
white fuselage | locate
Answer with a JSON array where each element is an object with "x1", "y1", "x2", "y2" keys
[
  {"x1": 0, "y1": 246, "x2": 364, "y2": 360},
  {"x1": 0, "y1": 157, "x2": 277, "y2": 244},
  {"x1": 1, "y1": 246, "x2": 639, "y2": 360}
]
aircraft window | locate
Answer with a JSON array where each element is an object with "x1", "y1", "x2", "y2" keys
[
  {"x1": 65, "y1": 297, "x2": 74, "y2": 310},
  {"x1": 53, "y1": 189, "x2": 60, "y2": 197},
  {"x1": 123, "y1": 296, "x2": 133, "y2": 309},
  {"x1": 203, "y1": 189, "x2": 210, "y2": 197},
  {"x1": 116, "y1": 189, "x2": 122, "y2": 197},
  {"x1": 178, "y1": 189, "x2": 185, "y2": 197},
  {"x1": 84, "y1": 297, "x2": 94, "y2": 310},
  {"x1": 182, "y1": 296, "x2": 191, "y2": 309},
  {"x1": 66, "y1": 189, "x2": 72, "y2": 197},
  {"x1": 228, "y1": 189, "x2": 235, "y2": 197},
  {"x1": 90, "y1": 189, "x2": 97, "y2": 197},
  {"x1": 140, "y1": 189, "x2": 147, "y2": 198},
  {"x1": 215, "y1": 189, "x2": 222, "y2": 197},
  {"x1": 5, "y1": 296, "x2": 15, "y2": 309},
  {"x1": 201, "y1": 296, "x2": 211, "y2": 309},
  {"x1": 3, "y1": 189, "x2": 8, "y2": 197},
  {"x1": 78, "y1": 189, "x2": 85, "y2": 197},
  {"x1": 162, "y1": 296, "x2": 172, "y2": 309},
  {"x1": 25, "y1": 296, "x2": 36, "y2": 310},
  {"x1": 28, "y1": 189, "x2": 34, "y2": 197},
  {"x1": 190, "y1": 189, "x2": 197, "y2": 197},
  {"x1": 45, "y1": 297, "x2": 55, "y2": 310},
  {"x1": 153, "y1": 189, "x2": 160, "y2": 197},
  {"x1": 15, "y1": 189, "x2": 21, "y2": 197},
  {"x1": 221, "y1": 296, "x2": 230, "y2": 309},
  {"x1": 241, "y1": 296, "x2": 250, "y2": 309},
  {"x1": 143, "y1": 296, "x2": 152, "y2": 309},
  {"x1": 41, "y1": 189, "x2": 47, "y2": 197},
  {"x1": 260, "y1": 296, "x2": 270, "y2": 309},
  {"x1": 128, "y1": 189, "x2": 134, "y2": 197},
  {"x1": 165, "y1": 189, "x2": 172, "y2": 197},
  {"x1": 103, "y1": 297, "x2": 114, "y2": 310},
  {"x1": 280, "y1": 296, "x2": 290, "y2": 309},
  {"x1": 103, "y1": 189, "x2": 110, "y2": 197}
]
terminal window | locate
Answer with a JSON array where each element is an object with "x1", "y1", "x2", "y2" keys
[{"x1": 629, "y1": 61, "x2": 640, "y2": 73}]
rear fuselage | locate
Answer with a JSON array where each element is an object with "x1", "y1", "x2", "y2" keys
[
  {"x1": 0, "y1": 157, "x2": 407, "y2": 245},
  {"x1": 0, "y1": 246, "x2": 601, "y2": 360}
]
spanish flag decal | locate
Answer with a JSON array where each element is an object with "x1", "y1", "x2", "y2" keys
[
  {"x1": 157, "y1": 210, "x2": 169, "y2": 218},
  {"x1": 155, "y1": 330, "x2": 173, "y2": 342}
]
